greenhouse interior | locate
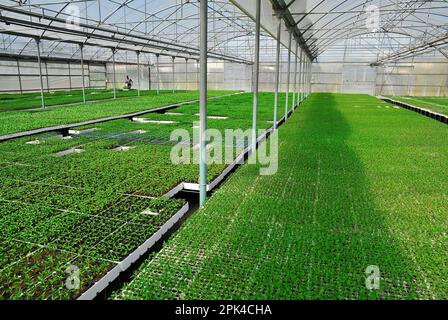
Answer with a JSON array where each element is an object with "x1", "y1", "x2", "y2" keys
[{"x1": 0, "y1": 0, "x2": 447, "y2": 303}]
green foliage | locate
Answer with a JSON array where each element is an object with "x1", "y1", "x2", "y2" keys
[
  {"x1": 112, "y1": 93, "x2": 448, "y2": 300},
  {"x1": 0, "y1": 90, "x2": 234, "y2": 136},
  {"x1": 393, "y1": 96, "x2": 448, "y2": 116},
  {"x1": 0, "y1": 91, "x2": 293, "y2": 299},
  {"x1": 0, "y1": 89, "x2": 169, "y2": 111}
]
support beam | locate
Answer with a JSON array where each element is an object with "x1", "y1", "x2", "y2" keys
[
  {"x1": 35, "y1": 38, "x2": 45, "y2": 108},
  {"x1": 306, "y1": 58, "x2": 309, "y2": 97},
  {"x1": 273, "y1": 18, "x2": 281, "y2": 130},
  {"x1": 112, "y1": 48, "x2": 116, "y2": 99},
  {"x1": 303, "y1": 59, "x2": 306, "y2": 98},
  {"x1": 0, "y1": 4, "x2": 252, "y2": 65},
  {"x1": 252, "y1": 0, "x2": 261, "y2": 152},
  {"x1": 80, "y1": 44, "x2": 86, "y2": 104},
  {"x1": 372, "y1": 35, "x2": 448, "y2": 65},
  {"x1": 308, "y1": 59, "x2": 312, "y2": 96},
  {"x1": 196, "y1": 59, "x2": 200, "y2": 90},
  {"x1": 137, "y1": 51, "x2": 141, "y2": 97},
  {"x1": 292, "y1": 41, "x2": 298, "y2": 109},
  {"x1": 305, "y1": 59, "x2": 309, "y2": 98},
  {"x1": 87, "y1": 62, "x2": 91, "y2": 89},
  {"x1": 148, "y1": 65, "x2": 151, "y2": 90},
  {"x1": 307, "y1": 59, "x2": 311, "y2": 97},
  {"x1": 199, "y1": 0, "x2": 208, "y2": 207},
  {"x1": 156, "y1": 54, "x2": 160, "y2": 95},
  {"x1": 16, "y1": 58, "x2": 22, "y2": 94},
  {"x1": 230, "y1": 0, "x2": 313, "y2": 60},
  {"x1": 185, "y1": 58, "x2": 188, "y2": 91},
  {"x1": 298, "y1": 50, "x2": 301, "y2": 102},
  {"x1": 68, "y1": 61, "x2": 72, "y2": 90},
  {"x1": 285, "y1": 30, "x2": 292, "y2": 120},
  {"x1": 298, "y1": 48, "x2": 302, "y2": 103},
  {"x1": 172, "y1": 56, "x2": 176, "y2": 94}
]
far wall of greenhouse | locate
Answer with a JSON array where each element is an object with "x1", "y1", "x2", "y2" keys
[{"x1": 0, "y1": 56, "x2": 446, "y2": 97}]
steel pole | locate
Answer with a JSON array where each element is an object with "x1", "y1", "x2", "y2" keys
[
  {"x1": 156, "y1": 54, "x2": 160, "y2": 95},
  {"x1": 199, "y1": 0, "x2": 208, "y2": 206},
  {"x1": 302, "y1": 58, "x2": 305, "y2": 100},
  {"x1": 16, "y1": 59, "x2": 23, "y2": 94},
  {"x1": 298, "y1": 49, "x2": 302, "y2": 103},
  {"x1": 112, "y1": 49, "x2": 116, "y2": 99},
  {"x1": 185, "y1": 58, "x2": 188, "y2": 91},
  {"x1": 80, "y1": 44, "x2": 86, "y2": 104},
  {"x1": 285, "y1": 31, "x2": 292, "y2": 120},
  {"x1": 305, "y1": 59, "x2": 308, "y2": 98},
  {"x1": 137, "y1": 51, "x2": 141, "y2": 96},
  {"x1": 293, "y1": 41, "x2": 298, "y2": 110},
  {"x1": 304, "y1": 59, "x2": 308, "y2": 98},
  {"x1": 252, "y1": 0, "x2": 261, "y2": 152},
  {"x1": 308, "y1": 59, "x2": 312, "y2": 97},
  {"x1": 310, "y1": 60, "x2": 313, "y2": 95},
  {"x1": 172, "y1": 56, "x2": 176, "y2": 94},
  {"x1": 35, "y1": 38, "x2": 45, "y2": 108},
  {"x1": 273, "y1": 18, "x2": 281, "y2": 130},
  {"x1": 68, "y1": 61, "x2": 72, "y2": 90},
  {"x1": 196, "y1": 59, "x2": 200, "y2": 90}
]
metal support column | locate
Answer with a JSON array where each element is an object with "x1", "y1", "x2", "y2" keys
[
  {"x1": 80, "y1": 44, "x2": 86, "y2": 104},
  {"x1": 308, "y1": 59, "x2": 312, "y2": 97},
  {"x1": 137, "y1": 51, "x2": 141, "y2": 96},
  {"x1": 172, "y1": 56, "x2": 176, "y2": 94},
  {"x1": 252, "y1": 0, "x2": 261, "y2": 152},
  {"x1": 148, "y1": 65, "x2": 151, "y2": 90},
  {"x1": 298, "y1": 49, "x2": 302, "y2": 103},
  {"x1": 35, "y1": 38, "x2": 45, "y2": 108},
  {"x1": 112, "y1": 48, "x2": 116, "y2": 99},
  {"x1": 296, "y1": 47, "x2": 302, "y2": 105},
  {"x1": 196, "y1": 59, "x2": 200, "y2": 90},
  {"x1": 156, "y1": 54, "x2": 160, "y2": 95},
  {"x1": 305, "y1": 59, "x2": 308, "y2": 98},
  {"x1": 285, "y1": 31, "x2": 292, "y2": 120},
  {"x1": 305, "y1": 58, "x2": 309, "y2": 98},
  {"x1": 302, "y1": 59, "x2": 306, "y2": 99},
  {"x1": 273, "y1": 17, "x2": 281, "y2": 130},
  {"x1": 199, "y1": 0, "x2": 208, "y2": 206},
  {"x1": 292, "y1": 41, "x2": 298, "y2": 110},
  {"x1": 185, "y1": 58, "x2": 188, "y2": 91},
  {"x1": 16, "y1": 59, "x2": 23, "y2": 94},
  {"x1": 68, "y1": 61, "x2": 72, "y2": 90},
  {"x1": 305, "y1": 59, "x2": 310, "y2": 98},
  {"x1": 299, "y1": 53, "x2": 304, "y2": 102}
]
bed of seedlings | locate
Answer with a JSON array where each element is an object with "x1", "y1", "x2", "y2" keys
[
  {"x1": 0, "y1": 90, "x2": 232, "y2": 136},
  {"x1": 0, "y1": 89, "x2": 174, "y2": 112},
  {"x1": 0, "y1": 92, "x2": 292, "y2": 299},
  {"x1": 113, "y1": 93, "x2": 448, "y2": 300},
  {"x1": 393, "y1": 96, "x2": 448, "y2": 116}
]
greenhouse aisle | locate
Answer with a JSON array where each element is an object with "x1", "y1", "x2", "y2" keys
[{"x1": 113, "y1": 93, "x2": 448, "y2": 300}]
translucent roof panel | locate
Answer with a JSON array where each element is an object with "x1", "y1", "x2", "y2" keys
[
  {"x1": 287, "y1": 0, "x2": 448, "y2": 63},
  {"x1": 0, "y1": 0, "x2": 262, "y2": 64},
  {"x1": 0, "y1": 0, "x2": 446, "y2": 65}
]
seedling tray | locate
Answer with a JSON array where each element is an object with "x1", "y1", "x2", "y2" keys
[
  {"x1": 381, "y1": 97, "x2": 448, "y2": 125},
  {"x1": 78, "y1": 202, "x2": 189, "y2": 300}
]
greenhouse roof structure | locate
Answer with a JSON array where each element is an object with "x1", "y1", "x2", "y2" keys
[{"x1": 0, "y1": 0, "x2": 446, "y2": 65}]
